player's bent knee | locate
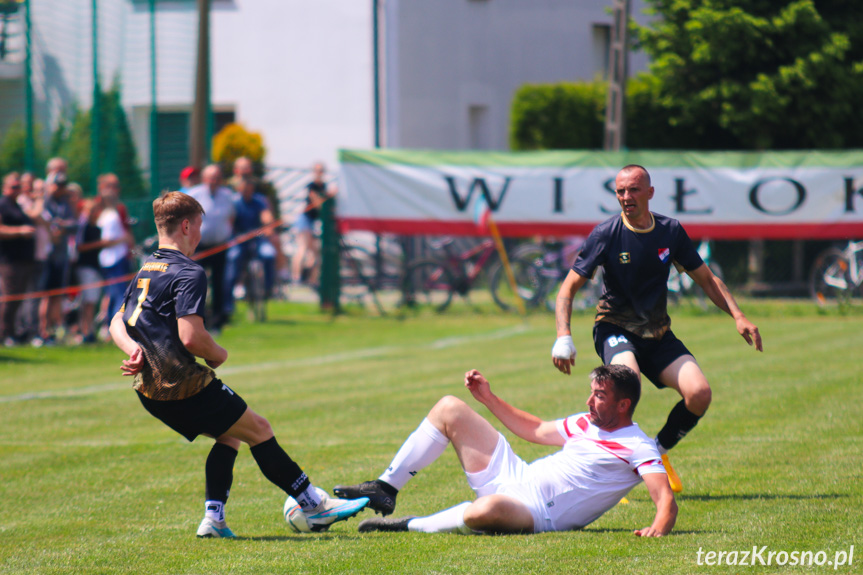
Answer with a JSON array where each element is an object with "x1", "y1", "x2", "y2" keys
[
  {"x1": 253, "y1": 413, "x2": 274, "y2": 437},
  {"x1": 430, "y1": 395, "x2": 469, "y2": 420},
  {"x1": 690, "y1": 382, "x2": 712, "y2": 407}
]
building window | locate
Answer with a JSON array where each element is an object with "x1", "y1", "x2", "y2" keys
[
  {"x1": 468, "y1": 105, "x2": 490, "y2": 150},
  {"x1": 592, "y1": 23, "x2": 611, "y2": 79}
]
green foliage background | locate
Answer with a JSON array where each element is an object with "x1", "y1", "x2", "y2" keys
[
  {"x1": 55, "y1": 84, "x2": 146, "y2": 197},
  {"x1": 0, "y1": 83, "x2": 145, "y2": 198},
  {"x1": 510, "y1": 0, "x2": 863, "y2": 151}
]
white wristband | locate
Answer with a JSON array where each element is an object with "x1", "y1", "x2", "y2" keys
[{"x1": 552, "y1": 335, "x2": 577, "y2": 361}]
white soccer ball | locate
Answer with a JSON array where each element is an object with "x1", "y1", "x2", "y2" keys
[{"x1": 284, "y1": 487, "x2": 329, "y2": 533}]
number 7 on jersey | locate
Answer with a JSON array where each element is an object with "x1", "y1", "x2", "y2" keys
[{"x1": 128, "y1": 278, "x2": 151, "y2": 327}]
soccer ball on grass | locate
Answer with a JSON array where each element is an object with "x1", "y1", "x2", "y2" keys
[{"x1": 284, "y1": 487, "x2": 329, "y2": 533}]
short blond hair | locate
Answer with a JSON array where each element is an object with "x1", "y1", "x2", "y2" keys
[{"x1": 153, "y1": 191, "x2": 205, "y2": 235}]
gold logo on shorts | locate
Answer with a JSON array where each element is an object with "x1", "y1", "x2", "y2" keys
[{"x1": 619, "y1": 252, "x2": 631, "y2": 264}]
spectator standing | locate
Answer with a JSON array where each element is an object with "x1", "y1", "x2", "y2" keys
[
  {"x1": 16, "y1": 175, "x2": 48, "y2": 341},
  {"x1": 37, "y1": 170, "x2": 77, "y2": 345},
  {"x1": 224, "y1": 175, "x2": 278, "y2": 319},
  {"x1": 230, "y1": 157, "x2": 255, "y2": 189},
  {"x1": 0, "y1": 173, "x2": 37, "y2": 346},
  {"x1": 291, "y1": 162, "x2": 334, "y2": 287},
  {"x1": 230, "y1": 157, "x2": 287, "y2": 282},
  {"x1": 96, "y1": 174, "x2": 134, "y2": 330},
  {"x1": 74, "y1": 198, "x2": 104, "y2": 343},
  {"x1": 189, "y1": 165, "x2": 236, "y2": 331},
  {"x1": 179, "y1": 166, "x2": 201, "y2": 194}
]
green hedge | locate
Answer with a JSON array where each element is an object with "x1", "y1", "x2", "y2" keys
[{"x1": 509, "y1": 75, "x2": 741, "y2": 151}]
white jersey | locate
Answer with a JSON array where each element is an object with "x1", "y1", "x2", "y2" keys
[{"x1": 526, "y1": 413, "x2": 665, "y2": 531}]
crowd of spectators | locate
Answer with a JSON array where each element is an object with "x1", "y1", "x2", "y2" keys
[
  {"x1": 1, "y1": 156, "x2": 319, "y2": 347},
  {"x1": 0, "y1": 158, "x2": 135, "y2": 347}
]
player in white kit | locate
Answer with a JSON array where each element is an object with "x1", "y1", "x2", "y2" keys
[{"x1": 336, "y1": 364, "x2": 677, "y2": 536}]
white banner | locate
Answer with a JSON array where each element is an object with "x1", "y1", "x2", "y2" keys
[{"x1": 337, "y1": 149, "x2": 863, "y2": 239}]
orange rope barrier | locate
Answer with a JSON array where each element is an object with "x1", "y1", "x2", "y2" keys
[{"x1": 0, "y1": 219, "x2": 285, "y2": 304}]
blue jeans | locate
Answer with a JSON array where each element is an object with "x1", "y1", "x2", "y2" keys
[{"x1": 225, "y1": 239, "x2": 276, "y2": 315}]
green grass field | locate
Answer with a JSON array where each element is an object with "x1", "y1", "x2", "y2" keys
[{"x1": 1, "y1": 300, "x2": 861, "y2": 574}]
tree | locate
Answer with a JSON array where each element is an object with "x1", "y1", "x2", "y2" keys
[
  {"x1": 0, "y1": 121, "x2": 46, "y2": 175},
  {"x1": 510, "y1": 82, "x2": 606, "y2": 150},
  {"x1": 55, "y1": 83, "x2": 146, "y2": 197},
  {"x1": 212, "y1": 122, "x2": 266, "y2": 176},
  {"x1": 634, "y1": 0, "x2": 863, "y2": 149}
]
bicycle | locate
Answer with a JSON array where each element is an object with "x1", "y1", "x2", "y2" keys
[
  {"x1": 809, "y1": 240, "x2": 863, "y2": 305},
  {"x1": 229, "y1": 238, "x2": 276, "y2": 323},
  {"x1": 666, "y1": 240, "x2": 724, "y2": 309},
  {"x1": 488, "y1": 238, "x2": 602, "y2": 313},
  {"x1": 339, "y1": 236, "x2": 403, "y2": 315},
  {"x1": 401, "y1": 237, "x2": 506, "y2": 313}
]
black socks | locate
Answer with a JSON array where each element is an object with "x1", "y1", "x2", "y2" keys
[
  {"x1": 656, "y1": 400, "x2": 702, "y2": 451},
  {"x1": 205, "y1": 442, "x2": 238, "y2": 503},
  {"x1": 250, "y1": 437, "x2": 311, "y2": 498}
]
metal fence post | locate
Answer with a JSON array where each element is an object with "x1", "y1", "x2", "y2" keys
[{"x1": 319, "y1": 196, "x2": 340, "y2": 312}]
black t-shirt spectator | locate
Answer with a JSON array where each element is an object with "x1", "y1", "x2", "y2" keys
[
  {"x1": 0, "y1": 196, "x2": 35, "y2": 263},
  {"x1": 77, "y1": 222, "x2": 102, "y2": 269},
  {"x1": 306, "y1": 181, "x2": 326, "y2": 222}
]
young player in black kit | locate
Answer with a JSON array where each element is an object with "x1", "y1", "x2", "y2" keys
[
  {"x1": 109, "y1": 192, "x2": 368, "y2": 537},
  {"x1": 550, "y1": 165, "x2": 762, "y2": 492}
]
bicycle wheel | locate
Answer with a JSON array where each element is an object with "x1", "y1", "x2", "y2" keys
[
  {"x1": 544, "y1": 268, "x2": 603, "y2": 313},
  {"x1": 810, "y1": 248, "x2": 852, "y2": 305},
  {"x1": 246, "y1": 259, "x2": 267, "y2": 322},
  {"x1": 340, "y1": 245, "x2": 374, "y2": 305},
  {"x1": 488, "y1": 244, "x2": 545, "y2": 312},
  {"x1": 401, "y1": 259, "x2": 455, "y2": 313}
]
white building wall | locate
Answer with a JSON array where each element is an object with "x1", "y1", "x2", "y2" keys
[
  {"x1": 209, "y1": 0, "x2": 375, "y2": 169},
  {"x1": 384, "y1": 0, "x2": 651, "y2": 150},
  {"x1": 4, "y1": 0, "x2": 651, "y2": 174}
]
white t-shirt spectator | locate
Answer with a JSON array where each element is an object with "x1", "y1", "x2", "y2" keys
[
  {"x1": 97, "y1": 207, "x2": 129, "y2": 268},
  {"x1": 188, "y1": 185, "x2": 236, "y2": 246}
]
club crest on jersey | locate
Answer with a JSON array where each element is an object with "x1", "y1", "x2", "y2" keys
[
  {"x1": 619, "y1": 252, "x2": 631, "y2": 264},
  {"x1": 658, "y1": 248, "x2": 670, "y2": 263}
]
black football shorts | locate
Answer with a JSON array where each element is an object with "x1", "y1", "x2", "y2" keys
[
  {"x1": 137, "y1": 378, "x2": 248, "y2": 442},
  {"x1": 593, "y1": 322, "x2": 693, "y2": 389}
]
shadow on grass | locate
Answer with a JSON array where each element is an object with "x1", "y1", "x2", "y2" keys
[
  {"x1": 0, "y1": 354, "x2": 39, "y2": 364},
  {"x1": 238, "y1": 533, "x2": 366, "y2": 542},
  {"x1": 681, "y1": 493, "x2": 847, "y2": 501},
  {"x1": 582, "y1": 528, "x2": 711, "y2": 535}
]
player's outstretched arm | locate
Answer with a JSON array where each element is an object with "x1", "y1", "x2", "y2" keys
[
  {"x1": 634, "y1": 472, "x2": 678, "y2": 537},
  {"x1": 464, "y1": 370, "x2": 564, "y2": 447},
  {"x1": 177, "y1": 314, "x2": 228, "y2": 369},
  {"x1": 552, "y1": 271, "x2": 589, "y2": 375},
  {"x1": 688, "y1": 264, "x2": 762, "y2": 352}
]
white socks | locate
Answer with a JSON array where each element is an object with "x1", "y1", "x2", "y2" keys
[
  {"x1": 204, "y1": 500, "x2": 225, "y2": 522},
  {"x1": 654, "y1": 436, "x2": 669, "y2": 455},
  {"x1": 379, "y1": 418, "x2": 449, "y2": 490},
  {"x1": 294, "y1": 485, "x2": 324, "y2": 513},
  {"x1": 408, "y1": 502, "x2": 474, "y2": 534}
]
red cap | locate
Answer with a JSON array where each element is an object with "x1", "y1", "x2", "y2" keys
[{"x1": 180, "y1": 166, "x2": 199, "y2": 181}]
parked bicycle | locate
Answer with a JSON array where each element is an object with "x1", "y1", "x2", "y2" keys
[
  {"x1": 488, "y1": 238, "x2": 602, "y2": 313},
  {"x1": 809, "y1": 240, "x2": 863, "y2": 305},
  {"x1": 339, "y1": 236, "x2": 403, "y2": 315},
  {"x1": 228, "y1": 238, "x2": 277, "y2": 322},
  {"x1": 401, "y1": 237, "x2": 508, "y2": 313}
]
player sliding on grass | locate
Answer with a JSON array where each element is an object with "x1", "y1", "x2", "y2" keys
[
  {"x1": 335, "y1": 365, "x2": 677, "y2": 536},
  {"x1": 551, "y1": 164, "x2": 763, "y2": 493},
  {"x1": 109, "y1": 192, "x2": 369, "y2": 538}
]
